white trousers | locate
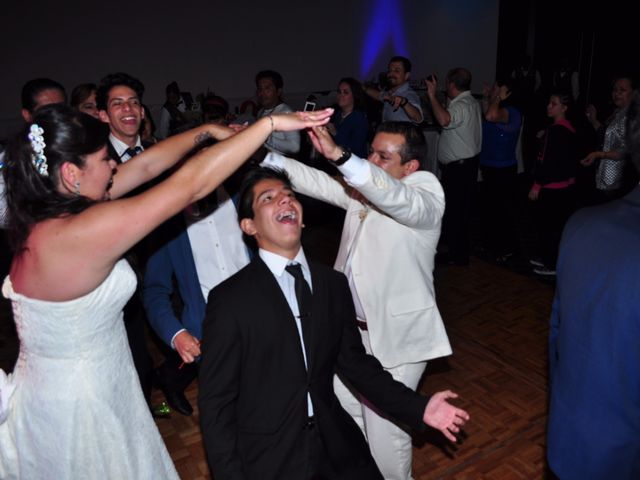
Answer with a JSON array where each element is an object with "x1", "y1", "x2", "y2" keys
[{"x1": 334, "y1": 329, "x2": 427, "y2": 480}]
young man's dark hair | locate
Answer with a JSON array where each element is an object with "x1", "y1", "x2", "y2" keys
[
  {"x1": 389, "y1": 56, "x2": 412, "y2": 73},
  {"x1": 21, "y1": 78, "x2": 67, "y2": 113},
  {"x1": 237, "y1": 166, "x2": 293, "y2": 222},
  {"x1": 255, "y1": 70, "x2": 284, "y2": 90},
  {"x1": 376, "y1": 121, "x2": 426, "y2": 166},
  {"x1": 70, "y1": 83, "x2": 97, "y2": 109},
  {"x1": 96, "y1": 72, "x2": 145, "y2": 111},
  {"x1": 165, "y1": 81, "x2": 180, "y2": 96},
  {"x1": 202, "y1": 94, "x2": 229, "y2": 124}
]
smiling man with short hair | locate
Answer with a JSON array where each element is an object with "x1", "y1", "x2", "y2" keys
[{"x1": 97, "y1": 72, "x2": 147, "y2": 163}]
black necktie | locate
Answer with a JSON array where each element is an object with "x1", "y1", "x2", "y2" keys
[
  {"x1": 285, "y1": 263, "x2": 312, "y2": 321},
  {"x1": 124, "y1": 146, "x2": 142, "y2": 159}
]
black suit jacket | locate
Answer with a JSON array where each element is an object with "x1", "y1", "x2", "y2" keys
[
  {"x1": 107, "y1": 139, "x2": 120, "y2": 164},
  {"x1": 108, "y1": 137, "x2": 156, "y2": 402},
  {"x1": 199, "y1": 256, "x2": 428, "y2": 480}
]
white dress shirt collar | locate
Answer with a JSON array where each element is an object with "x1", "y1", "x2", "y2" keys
[
  {"x1": 109, "y1": 133, "x2": 143, "y2": 162},
  {"x1": 259, "y1": 247, "x2": 310, "y2": 280}
]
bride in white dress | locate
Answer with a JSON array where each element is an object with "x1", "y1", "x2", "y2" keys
[{"x1": 0, "y1": 104, "x2": 331, "y2": 479}]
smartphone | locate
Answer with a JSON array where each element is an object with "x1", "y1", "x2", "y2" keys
[{"x1": 303, "y1": 101, "x2": 316, "y2": 112}]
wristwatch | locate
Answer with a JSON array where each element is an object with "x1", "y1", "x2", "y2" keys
[
  {"x1": 400, "y1": 97, "x2": 408, "y2": 107},
  {"x1": 333, "y1": 147, "x2": 352, "y2": 166}
]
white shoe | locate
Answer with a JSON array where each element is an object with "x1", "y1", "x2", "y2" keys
[
  {"x1": 529, "y1": 258, "x2": 544, "y2": 267},
  {"x1": 534, "y1": 266, "x2": 556, "y2": 276}
]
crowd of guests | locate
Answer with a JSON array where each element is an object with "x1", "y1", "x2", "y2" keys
[
  {"x1": 0, "y1": 55, "x2": 638, "y2": 478},
  {"x1": 0, "y1": 67, "x2": 470, "y2": 480}
]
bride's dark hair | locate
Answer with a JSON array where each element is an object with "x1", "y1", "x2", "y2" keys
[{"x1": 3, "y1": 104, "x2": 109, "y2": 251}]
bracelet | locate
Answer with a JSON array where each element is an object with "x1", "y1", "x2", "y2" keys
[
  {"x1": 267, "y1": 115, "x2": 274, "y2": 133},
  {"x1": 400, "y1": 98, "x2": 408, "y2": 108}
]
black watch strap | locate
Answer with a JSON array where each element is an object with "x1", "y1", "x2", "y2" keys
[{"x1": 333, "y1": 147, "x2": 352, "y2": 166}]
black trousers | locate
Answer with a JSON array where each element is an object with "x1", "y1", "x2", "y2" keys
[
  {"x1": 305, "y1": 423, "x2": 383, "y2": 480},
  {"x1": 440, "y1": 155, "x2": 479, "y2": 264},
  {"x1": 123, "y1": 291, "x2": 155, "y2": 404},
  {"x1": 157, "y1": 349, "x2": 198, "y2": 393},
  {"x1": 480, "y1": 165, "x2": 518, "y2": 256},
  {"x1": 534, "y1": 186, "x2": 576, "y2": 269}
]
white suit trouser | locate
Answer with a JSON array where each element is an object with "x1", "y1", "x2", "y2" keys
[{"x1": 334, "y1": 329, "x2": 427, "y2": 480}]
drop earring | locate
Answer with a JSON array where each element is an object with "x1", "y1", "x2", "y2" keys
[{"x1": 74, "y1": 181, "x2": 81, "y2": 196}]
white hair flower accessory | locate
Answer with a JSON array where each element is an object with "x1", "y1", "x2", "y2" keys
[{"x1": 28, "y1": 124, "x2": 48, "y2": 177}]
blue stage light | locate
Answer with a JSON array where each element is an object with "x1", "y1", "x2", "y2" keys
[{"x1": 360, "y1": 0, "x2": 410, "y2": 78}]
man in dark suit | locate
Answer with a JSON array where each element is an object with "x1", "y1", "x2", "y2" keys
[
  {"x1": 2, "y1": 78, "x2": 67, "y2": 272},
  {"x1": 96, "y1": 72, "x2": 155, "y2": 407},
  {"x1": 198, "y1": 167, "x2": 469, "y2": 480},
  {"x1": 547, "y1": 91, "x2": 640, "y2": 478}
]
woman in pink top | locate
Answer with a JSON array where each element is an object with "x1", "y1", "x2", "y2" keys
[{"x1": 528, "y1": 91, "x2": 580, "y2": 275}]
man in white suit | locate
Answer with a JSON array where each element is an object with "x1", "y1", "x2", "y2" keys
[{"x1": 263, "y1": 121, "x2": 451, "y2": 479}]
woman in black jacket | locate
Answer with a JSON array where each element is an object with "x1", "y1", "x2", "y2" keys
[{"x1": 528, "y1": 91, "x2": 580, "y2": 275}]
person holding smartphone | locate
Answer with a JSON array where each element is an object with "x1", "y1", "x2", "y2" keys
[{"x1": 255, "y1": 70, "x2": 300, "y2": 156}]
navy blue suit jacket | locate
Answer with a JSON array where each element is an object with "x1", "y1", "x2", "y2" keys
[
  {"x1": 548, "y1": 186, "x2": 640, "y2": 478},
  {"x1": 142, "y1": 216, "x2": 205, "y2": 347}
]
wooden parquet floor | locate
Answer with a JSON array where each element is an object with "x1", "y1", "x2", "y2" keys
[{"x1": 149, "y1": 252, "x2": 554, "y2": 480}]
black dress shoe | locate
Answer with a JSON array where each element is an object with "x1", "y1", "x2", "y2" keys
[
  {"x1": 162, "y1": 389, "x2": 193, "y2": 416},
  {"x1": 155, "y1": 368, "x2": 193, "y2": 416}
]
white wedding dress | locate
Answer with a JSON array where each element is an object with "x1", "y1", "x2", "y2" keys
[{"x1": 0, "y1": 260, "x2": 179, "y2": 479}]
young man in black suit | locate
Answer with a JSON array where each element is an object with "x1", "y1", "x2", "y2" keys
[
  {"x1": 96, "y1": 72, "x2": 156, "y2": 409},
  {"x1": 198, "y1": 167, "x2": 469, "y2": 480}
]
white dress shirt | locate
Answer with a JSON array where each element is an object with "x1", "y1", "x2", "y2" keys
[
  {"x1": 259, "y1": 247, "x2": 314, "y2": 415},
  {"x1": 381, "y1": 82, "x2": 424, "y2": 124},
  {"x1": 109, "y1": 133, "x2": 143, "y2": 163},
  {"x1": 170, "y1": 187, "x2": 249, "y2": 347},
  {"x1": 437, "y1": 90, "x2": 482, "y2": 163},
  {"x1": 186, "y1": 187, "x2": 250, "y2": 301}
]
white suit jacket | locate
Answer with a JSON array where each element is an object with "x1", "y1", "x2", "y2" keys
[{"x1": 265, "y1": 153, "x2": 452, "y2": 368}]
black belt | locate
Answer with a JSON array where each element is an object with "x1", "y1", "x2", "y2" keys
[
  {"x1": 442, "y1": 159, "x2": 467, "y2": 166},
  {"x1": 441, "y1": 155, "x2": 478, "y2": 167},
  {"x1": 356, "y1": 320, "x2": 368, "y2": 331}
]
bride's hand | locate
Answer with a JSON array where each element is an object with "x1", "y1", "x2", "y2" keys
[{"x1": 270, "y1": 108, "x2": 333, "y2": 132}]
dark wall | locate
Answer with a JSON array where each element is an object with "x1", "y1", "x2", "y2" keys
[
  {"x1": 0, "y1": 0, "x2": 500, "y2": 139},
  {"x1": 497, "y1": 0, "x2": 638, "y2": 113}
]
